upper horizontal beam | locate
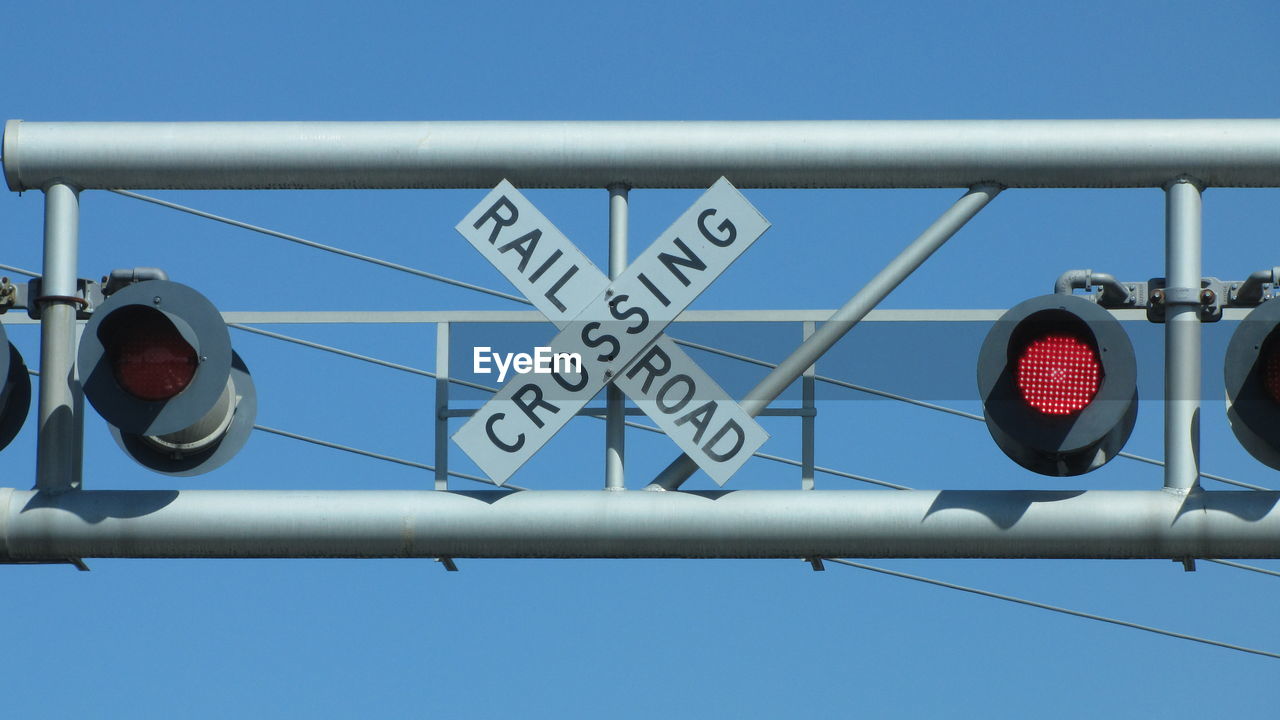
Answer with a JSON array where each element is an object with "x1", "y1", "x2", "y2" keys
[
  {"x1": 7, "y1": 119, "x2": 1280, "y2": 191},
  {"x1": 0, "y1": 308, "x2": 1221, "y2": 326}
]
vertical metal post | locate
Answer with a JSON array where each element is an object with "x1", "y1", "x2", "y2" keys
[
  {"x1": 1164, "y1": 178, "x2": 1202, "y2": 492},
  {"x1": 36, "y1": 182, "x2": 82, "y2": 494},
  {"x1": 605, "y1": 184, "x2": 629, "y2": 490},
  {"x1": 801, "y1": 321, "x2": 816, "y2": 490},
  {"x1": 434, "y1": 322, "x2": 450, "y2": 491}
]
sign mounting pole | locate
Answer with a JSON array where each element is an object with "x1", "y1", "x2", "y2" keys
[{"x1": 606, "y1": 184, "x2": 628, "y2": 490}]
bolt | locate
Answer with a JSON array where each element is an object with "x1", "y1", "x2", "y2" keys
[
  {"x1": 604, "y1": 369, "x2": 614, "y2": 379},
  {"x1": 153, "y1": 296, "x2": 162, "y2": 304},
  {"x1": 1151, "y1": 289, "x2": 1165, "y2": 303},
  {"x1": 1201, "y1": 288, "x2": 1216, "y2": 304}
]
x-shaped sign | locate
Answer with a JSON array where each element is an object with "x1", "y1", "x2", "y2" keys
[{"x1": 452, "y1": 178, "x2": 771, "y2": 486}]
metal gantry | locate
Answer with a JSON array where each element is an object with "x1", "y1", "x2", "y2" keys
[{"x1": 2, "y1": 119, "x2": 1279, "y2": 561}]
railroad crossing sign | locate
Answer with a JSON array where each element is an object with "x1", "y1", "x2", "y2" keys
[{"x1": 452, "y1": 178, "x2": 771, "y2": 485}]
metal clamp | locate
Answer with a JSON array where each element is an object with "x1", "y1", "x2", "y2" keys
[
  {"x1": 23, "y1": 278, "x2": 104, "y2": 320},
  {"x1": 1053, "y1": 269, "x2": 1261, "y2": 322},
  {"x1": 1146, "y1": 277, "x2": 1230, "y2": 323}
]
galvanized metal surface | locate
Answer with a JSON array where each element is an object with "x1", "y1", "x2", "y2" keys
[
  {"x1": 0, "y1": 309, "x2": 1187, "y2": 325},
  {"x1": 6, "y1": 119, "x2": 1278, "y2": 561},
  {"x1": 9, "y1": 119, "x2": 1280, "y2": 190},
  {"x1": 35, "y1": 183, "x2": 81, "y2": 493},
  {"x1": 1164, "y1": 180, "x2": 1204, "y2": 491},
  {"x1": 3, "y1": 488, "x2": 1279, "y2": 560},
  {"x1": 434, "y1": 322, "x2": 450, "y2": 491},
  {"x1": 606, "y1": 185, "x2": 628, "y2": 490}
]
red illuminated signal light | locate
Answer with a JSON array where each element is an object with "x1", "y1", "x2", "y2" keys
[
  {"x1": 1226, "y1": 301, "x2": 1280, "y2": 470},
  {"x1": 107, "y1": 308, "x2": 199, "y2": 401},
  {"x1": 1265, "y1": 345, "x2": 1280, "y2": 405},
  {"x1": 1016, "y1": 334, "x2": 1102, "y2": 415},
  {"x1": 978, "y1": 294, "x2": 1138, "y2": 476}
]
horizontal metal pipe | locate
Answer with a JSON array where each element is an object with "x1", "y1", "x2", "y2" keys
[
  {"x1": 3, "y1": 488, "x2": 1279, "y2": 560},
  {"x1": 7, "y1": 119, "x2": 1280, "y2": 190}
]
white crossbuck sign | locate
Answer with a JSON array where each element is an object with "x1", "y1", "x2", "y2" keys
[{"x1": 452, "y1": 178, "x2": 771, "y2": 486}]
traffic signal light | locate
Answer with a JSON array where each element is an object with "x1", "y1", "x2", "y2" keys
[
  {"x1": 977, "y1": 294, "x2": 1138, "y2": 476},
  {"x1": 0, "y1": 322, "x2": 31, "y2": 452},
  {"x1": 78, "y1": 279, "x2": 256, "y2": 475},
  {"x1": 1225, "y1": 297, "x2": 1280, "y2": 470}
]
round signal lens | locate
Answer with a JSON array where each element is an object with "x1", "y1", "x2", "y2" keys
[
  {"x1": 109, "y1": 310, "x2": 198, "y2": 401},
  {"x1": 1265, "y1": 344, "x2": 1280, "y2": 405},
  {"x1": 1016, "y1": 334, "x2": 1102, "y2": 415}
]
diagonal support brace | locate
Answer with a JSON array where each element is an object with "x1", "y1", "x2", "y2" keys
[{"x1": 646, "y1": 183, "x2": 1003, "y2": 491}]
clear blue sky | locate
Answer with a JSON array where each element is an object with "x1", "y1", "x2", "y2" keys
[{"x1": 3, "y1": 2, "x2": 1280, "y2": 717}]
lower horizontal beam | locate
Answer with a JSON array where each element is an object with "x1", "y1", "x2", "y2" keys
[{"x1": 3, "y1": 488, "x2": 1279, "y2": 560}]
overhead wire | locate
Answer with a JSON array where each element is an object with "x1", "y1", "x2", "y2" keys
[
  {"x1": 107, "y1": 190, "x2": 534, "y2": 306},
  {"x1": 252, "y1": 424, "x2": 525, "y2": 491},
  {"x1": 824, "y1": 558, "x2": 1280, "y2": 660},
  {"x1": 1203, "y1": 558, "x2": 1280, "y2": 579}
]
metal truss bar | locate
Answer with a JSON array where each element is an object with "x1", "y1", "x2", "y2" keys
[
  {"x1": 5, "y1": 489, "x2": 1280, "y2": 560},
  {"x1": 824, "y1": 558, "x2": 1280, "y2": 660},
  {"x1": 251, "y1": 424, "x2": 525, "y2": 491},
  {"x1": 108, "y1": 189, "x2": 533, "y2": 306},
  {"x1": 0, "y1": 309, "x2": 1175, "y2": 325},
  {"x1": 650, "y1": 184, "x2": 1002, "y2": 490},
  {"x1": 10, "y1": 120, "x2": 1280, "y2": 189}
]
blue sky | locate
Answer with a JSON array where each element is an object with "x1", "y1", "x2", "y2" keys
[{"x1": 3, "y1": 2, "x2": 1280, "y2": 717}]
